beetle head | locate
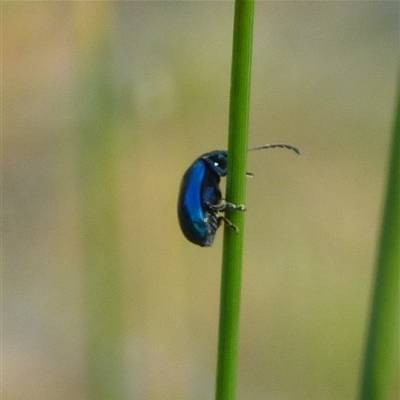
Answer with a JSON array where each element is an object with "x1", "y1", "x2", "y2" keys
[{"x1": 202, "y1": 150, "x2": 228, "y2": 177}]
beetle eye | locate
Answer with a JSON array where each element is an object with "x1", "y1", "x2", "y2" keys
[{"x1": 214, "y1": 162, "x2": 219, "y2": 167}]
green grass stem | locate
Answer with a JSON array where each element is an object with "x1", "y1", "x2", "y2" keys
[
  {"x1": 359, "y1": 74, "x2": 400, "y2": 399},
  {"x1": 215, "y1": 1, "x2": 255, "y2": 399}
]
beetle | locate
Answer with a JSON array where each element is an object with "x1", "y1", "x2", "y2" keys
[{"x1": 177, "y1": 143, "x2": 300, "y2": 247}]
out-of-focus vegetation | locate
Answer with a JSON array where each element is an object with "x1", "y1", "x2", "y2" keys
[
  {"x1": 359, "y1": 76, "x2": 399, "y2": 400},
  {"x1": 75, "y1": 4, "x2": 128, "y2": 400},
  {"x1": 3, "y1": 2, "x2": 399, "y2": 400}
]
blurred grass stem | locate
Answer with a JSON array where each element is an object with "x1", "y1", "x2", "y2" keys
[
  {"x1": 76, "y1": 5, "x2": 128, "y2": 400},
  {"x1": 216, "y1": 0, "x2": 255, "y2": 399},
  {"x1": 359, "y1": 74, "x2": 400, "y2": 399}
]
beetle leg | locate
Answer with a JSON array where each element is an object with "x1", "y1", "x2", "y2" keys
[
  {"x1": 218, "y1": 216, "x2": 239, "y2": 233},
  {"x1": 207, "y1": 202, "x2": 224, "y2": 211},
  {"x1": 223, "y1": 201, "x2": 247, "y2": 212},
  {"x1": 208, "y1": 200, "x2": 247, "y2": 212}
]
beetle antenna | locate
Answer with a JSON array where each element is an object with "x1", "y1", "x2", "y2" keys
[{"x1": 249, "y1": 143, "x2": 301, "y2": 155}]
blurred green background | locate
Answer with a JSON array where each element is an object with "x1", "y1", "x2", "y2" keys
[{"x1": 3, "y1": 2, "x2": 399, "y2": 400}]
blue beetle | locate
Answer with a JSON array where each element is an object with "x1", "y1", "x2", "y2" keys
[{"x1": 178, "y1": 143, "x2": 300, "y2": 247}]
